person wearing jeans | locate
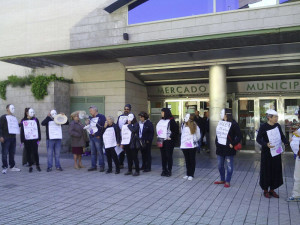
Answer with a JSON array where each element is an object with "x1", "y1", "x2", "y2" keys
[
  {"x1": 42, "y1": 109, "x2": 69, "y2": 172},
  {"x1": 214, "y1": 108, "x2": 242, "y2": 188},
  {"x1": 86, "y1": 105, "x2": 106, "y2": 172},
  {"x1": 0, "y1": 104, "x2": 21, "y2": 174}
]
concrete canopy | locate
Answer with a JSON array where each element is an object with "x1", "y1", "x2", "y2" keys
[{"x1": 1, "y1": 27, "x2": 300, "y2": 85}]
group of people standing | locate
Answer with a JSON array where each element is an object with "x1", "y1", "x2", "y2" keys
[{"x1": 1, "y1": 103, "x2": 299, "y2": 201}]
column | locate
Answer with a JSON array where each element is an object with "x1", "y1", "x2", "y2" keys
[{"x1": 209, "y1": 65, "x2": 227, "y2": 158}]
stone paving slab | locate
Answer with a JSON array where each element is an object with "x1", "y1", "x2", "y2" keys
[{"x1": 0, "y1": 149, "x2": 299, "y2": 225}]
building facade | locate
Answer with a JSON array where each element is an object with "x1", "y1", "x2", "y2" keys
[{"x1": 0, "y1": 0, "x2": 300, "y2": 156}]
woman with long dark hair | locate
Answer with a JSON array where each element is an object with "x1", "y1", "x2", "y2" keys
[
  {"x1": 181, "y1": 114, "x2": 201, "y2": 181},
  {"x1": 20, "y1": 108, "x2": 41, "y2": 172},
  {"x1": 156, "y1": 108, "x2": 179, "y2": 177},
  {"x1": 214, "y1": 108, "x2": 242, "y2": 188}
]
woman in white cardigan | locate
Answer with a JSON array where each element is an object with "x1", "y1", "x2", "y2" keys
[{"x1": 180, "y1": 114, "x2": 201, "y2": 181}]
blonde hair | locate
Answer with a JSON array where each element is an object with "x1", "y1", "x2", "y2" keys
[
  {"x1": 70, "y1": 111, "x2": 79, "y2": 120},
  {"x1": 185, "y1": 114, "x2": 197, "y2": 134}
]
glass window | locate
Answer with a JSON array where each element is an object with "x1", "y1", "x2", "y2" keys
[
  {"x1": 284, "y1": 99, "x2": 300, "y2": 140},
  {"x1": 128, "y1": 0, "x2": 213, "y2": 24},
  {"x1": 216, "y1": 0, "x2": 239, "y2": 12}
]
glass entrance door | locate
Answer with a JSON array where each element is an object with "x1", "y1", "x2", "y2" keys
[{"x1": 259, "y1": 99, "x2": 277, "y2": 125}]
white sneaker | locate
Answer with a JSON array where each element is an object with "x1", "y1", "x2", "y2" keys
[
  {"x1": 188, "y1": 176, "x2": 193, "y2": 181},
  {"x1": 10, "y1": 167, "x2": 21, "y2": 172},
  {"x1": 2, "y1": 168, "x2": 7, "y2": 174},
  {"x1": 183, "y1": 175, "x2": 188, "y2": 179}
]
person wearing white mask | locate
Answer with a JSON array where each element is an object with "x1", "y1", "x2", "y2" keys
[
  {"x1": 20, "y1": 108, "x2": 41, "y2": 172},
  {"x1": 0, "y1": 104, "x2": 21, "y2": 174},
  {"x1": 180, "y1": 114, "x2": 201, "y2": 181},
  {"x1": 41, "y1": 109, "x2": 69, "y2": 172},
  {"x1": 257, "y1": 109, "x2": 289, "y2": 198}
]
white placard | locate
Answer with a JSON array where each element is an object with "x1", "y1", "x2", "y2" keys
[
  {"x1": 115, "y1": 146, "x2": 124, "y2": 155},
  {"x1": 216, "y1": 121, "x2": 232, "y2": 145},
  {"x1": 156, "y1": 119, "x2": 170, "y2": 139},
  {"x1": 103, "y1": 127, "x2": 117, "y2": 148},
  {"x1": 49, "y1": 121, "x2": 62, "y2": 139},
  {"x1": 118, "y1": 115, "x2": 128, "y2": 129},
  {"x1": 180, "y1": 127, "x2": 194, "y2": 149},
  {"x1": 290, "y1": 138, "x2": 299, "y2": 155},
  {"x1": 121, "y1": 124, "x2": 132, "y2": 145},
  {"x1": 267, "y1": 127, "x2": 283, "y2": 157},
  {"x1": 23, "y1": 120, "x2": 38, "y2": 140},
  {"x1": 6, "y1": 115, "x2": 20, "y2": 134},
  {"x1": 90, "y1": 117, "x2": 99, "y2": 127}
]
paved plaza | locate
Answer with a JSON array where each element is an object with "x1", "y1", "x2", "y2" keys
[{"x1": 0, "y1": 149, "x2": 299, "y2": 225}]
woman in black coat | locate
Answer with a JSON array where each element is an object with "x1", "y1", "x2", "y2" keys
[
  {"x1": 138, "y1": 111, "x2": 154, "y2": 172},
  {"x1": 256, "y1": 109, "x2": 288, "y2": 198},
  {"x1": 214, "y1": 108, "x2": 242, "y2": 188},
  {"x1": 156, "y1": 108, "x2": 179, "y2": 177}
]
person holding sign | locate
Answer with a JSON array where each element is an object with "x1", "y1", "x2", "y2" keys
[
  {"x1": 101, "y1": 116, "x2": 121, "y2": 174},
  {"x1": 256, "y1": 109, "x2": 288, "y2": 198},
  {"x1": 86, "y1": 105, "x2": 106, "y2": 172},
  {"x1": 121, "y1": 114, "x2": 140, "y2": 176},
  {"x1": 214, "y1": 108, "x2": 242, "y2": 188},
  {"x1": 287, "y1": 108, "x2": 300, "y2": 202},
  {"x1": 69, "y1": 111, "x2": 86, "y2": 169},
  {"x1": 20, "y1": 108, "x2": 41, "y2": 172},
  {"x1": 0, "y1": 104, "x2": 21, "y2": 174},
  {"x1": 180, "y1": 114, "x2": 201, "y2": 181},
  {"x1": 116, "y1": 104, "x2": 132, "y2": 169},
  {"x1": 41, "y1": 109, "x2": 69, "y2": 172},
  {"x1": 138, "y1": 111, "x2": 154, "y2": 172},
  {"x1": 157, "y1": 108, "x2": 179, "y2": 177}
]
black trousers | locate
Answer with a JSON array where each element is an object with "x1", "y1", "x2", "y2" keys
[
  {"x1": 24, "y1": 140, "x2": 39, "y2": 167},
  {"x1": 105, "y1": 147, "x2": 120, "y2": 171},
  {"x1": 141, "y1": 142, "x2": 152, "y2": 170},
  {"x1": 119, "y1": 150, "x2": 125, "y2": 166},
  {"x1": 124, "y1": 145, "x2": 139, "y2": 172},
  {"x1": 160, "y1": 140, "x2": 174, "y2": 172},
  {"x1": 182, "y1": 148, "x2": 197, "y2": 177}
]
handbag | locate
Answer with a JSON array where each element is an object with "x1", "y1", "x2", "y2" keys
[
  {"x1": 228, "y1": 135, "x2": 242, "y2": 151},
  {"x1": 156, "y1": 137, "x2": 164, "y2": 148}
]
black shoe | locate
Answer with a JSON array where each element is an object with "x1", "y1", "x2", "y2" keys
[
  {"x1": 88, "y1": 167, "x2": 97, "y2": 171},
  {"x1": 143, "y1": 169, "x2": 151, "y2": 172},
  {"x1": 140, "y1": 166, "x2": 145, "y2": 170},
  {"x1": 99, "y1": 167, "x2": 105, "y2": 172},
  {"x1": 106, "y1": 170, "x2": 112, "y2": 174},
  {"x1": 166, "y1": 171, "x2": 172, "y2": 177},
  {"x1": 115, "y1": 170, "x2": 120, "y2": 174},
  {"x1": 47, "y1": 168, "x2": 52, "y2": 172},
  {"x1": 36, "y1": 166, "x2": 41, "y2": 172},
  {"x1": 29, "y1": 167, "x2": 33, "y2": 173},
  {"x1": 132, "y1": 172, "x2": 140, "y2": 176},
  {"x1": 124, "y1": 171, "x2": 132, "y2": 175},
  {"x1": 119, "y1": 165, "x2": 124, "y2": 169},
  {"x1": 161, "y1": 171, "x2": 167, "y2": 176},
  {"x1": 56, "y1": 167, "x2": 63, "y2": 171}
]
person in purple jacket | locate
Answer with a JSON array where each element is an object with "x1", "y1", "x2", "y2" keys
[{"x1": 86, "y1": 105, "x2": 106, "y2": 172}]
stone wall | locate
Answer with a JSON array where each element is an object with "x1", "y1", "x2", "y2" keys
[{"x1": 0, "y1": 81, "x2": 70, "y2": 154}]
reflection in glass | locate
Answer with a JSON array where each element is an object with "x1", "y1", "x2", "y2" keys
[{"x1": 284, "y1": 99, "x2": 300, "y2": 141}]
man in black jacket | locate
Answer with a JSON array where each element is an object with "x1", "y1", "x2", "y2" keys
[{"x1": 0, "y1": 104, "x2": 21, "y2": 174}]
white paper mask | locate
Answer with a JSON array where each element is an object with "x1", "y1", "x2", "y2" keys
[
  {"x1": 184, "y1": 114, "x2": 190, "y2": 123},
  {"x1": 50, "y1": 110, "x2": 57, "y2": 118},
  {"x1": 28, "y1": 108, "x2": 35, "y2": 117},
  {"x1": 9, "y1": 105, "x2": 15, "y2": 114},
  {"x1": 128, "y1": 114, "x2": 134, "y2": 122},
  {"x1": 220, "y1": 109, "x2": 225, "y2": 120}
]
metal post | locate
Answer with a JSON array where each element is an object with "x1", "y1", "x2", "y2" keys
[{"x1": 209, "y1": 65, "x2": 227, "y2": 158}]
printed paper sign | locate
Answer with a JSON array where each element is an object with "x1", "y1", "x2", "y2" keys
[
  {"x1": 290, "y1": 138, "x2": 299, "y2": 155},
  {"x1": 216, "y1": 121, "x2": 232, "y2": 145},
  {"x1": 90, "y1": 117, "x2": 99, "y2": 127},
  {"x1": 6, "y1": 115, "x2": 20, "y2": 134},
  {"x1": 103, "y1": 127, "x2": 117, "y2": 148},
  {"x1": 118, "y1": 116, "x2": 128, "y2": 129},
  {"x1": 156, "y1": 119, "x2": 170, "y2": 139},
  {"x1": 23, "y1": 120, "x2": 38, "y2": 140},
  {"x1": 180, "y1": 127, "x2": 194, "y2": 149},
  {"x1": 267, "y1": 127, "x2": 283, "y2": 157},
  {"x1": 121, "y1": 125, "x2": 132, "y2": 145},
  {"x1": 49, "y1": 121, "x2": 62, "y2": 139},
  {"x1": 115, "y1": 146, "x2": 124, "y2": 155}
]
